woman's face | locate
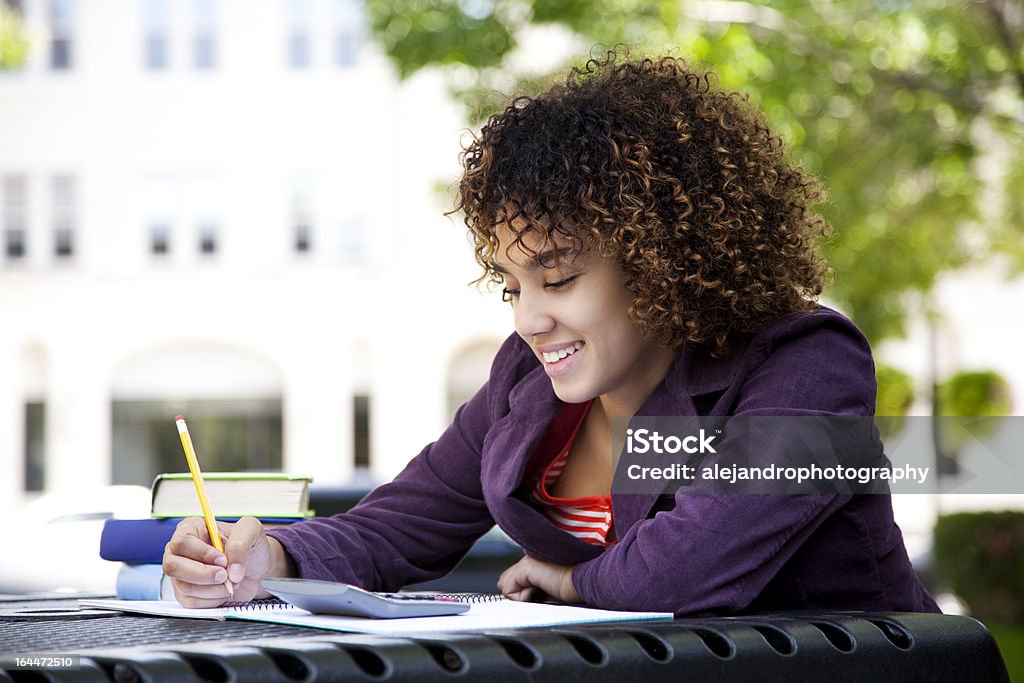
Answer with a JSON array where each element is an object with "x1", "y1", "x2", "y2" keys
[{"x1": 491, "y1": 227, "x2": 677, "y2": 417}]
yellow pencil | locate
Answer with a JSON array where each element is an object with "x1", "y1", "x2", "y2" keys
[{"x1": 175, "y1": 415, "x2": 234, "y2": 598}]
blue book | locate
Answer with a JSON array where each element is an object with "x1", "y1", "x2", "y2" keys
[
  {"x1": 116, "y1": 563, "x2": 175, "y2": 600},
  {"x1": 100, "y1": 517, "x2": 300, "y2": 563}
]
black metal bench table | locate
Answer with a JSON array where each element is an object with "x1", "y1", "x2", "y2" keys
[{"x1": 0, "y1": 602, "x2": 1010, "y2": 682}]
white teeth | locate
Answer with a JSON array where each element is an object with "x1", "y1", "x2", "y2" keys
[{"x1": 542, "y1": 342, "x2": 583, "y2": 363}]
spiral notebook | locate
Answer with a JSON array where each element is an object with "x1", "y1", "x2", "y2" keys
[{"x1": 79, "y1": 595, "x2": 673, "y2": 634}]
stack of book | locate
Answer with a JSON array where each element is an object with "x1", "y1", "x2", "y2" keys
[{"x1": 101, "y1": 472, "x2": 313, "y2": 599}]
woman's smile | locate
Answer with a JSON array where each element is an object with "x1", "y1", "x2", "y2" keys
[{"x1": 537, "y1": 340, "x2": 585, "y2": 377}]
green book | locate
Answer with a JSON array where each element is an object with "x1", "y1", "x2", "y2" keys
[{"x1": 150, "y1": 472, "x2": 314, "y2": 519}]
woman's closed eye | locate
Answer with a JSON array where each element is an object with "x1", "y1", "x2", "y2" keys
[
  {"x1": 501, "y1": 275, "x2": 579, "y2": 302},
  {"x1": 543, "y1": 274, "x2": 579, "y2": 290}
]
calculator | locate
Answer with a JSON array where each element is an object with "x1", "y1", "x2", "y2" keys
[{"x1": 260, "y1": 578, "x2": 471, "y2": 619}]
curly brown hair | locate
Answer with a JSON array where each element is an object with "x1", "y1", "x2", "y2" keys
[{"x1": 455, "y1": 50, "x2": 830, "y2": 354}]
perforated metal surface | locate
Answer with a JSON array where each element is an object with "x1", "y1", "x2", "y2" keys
[
  {"x1": 0, "y1": 614, "x2": 328, "y2": 652},
  {"x1": 0, "y1": 608, "x2": 1011, "y2": 682}
]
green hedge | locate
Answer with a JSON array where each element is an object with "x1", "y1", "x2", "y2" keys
[{"x1": 934, "y1": 511, "x2": 1024, "y2": 624}]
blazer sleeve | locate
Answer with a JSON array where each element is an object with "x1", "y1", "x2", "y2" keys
[
  {"x1": 571, "y1": 313, "x2": 877, "y2": 614},
  {"x1": 267, "y1": 334, "x2": 530, "y2": 591}
]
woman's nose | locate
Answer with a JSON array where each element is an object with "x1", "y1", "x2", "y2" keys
[{"x1": 514, "y1": 290, "x2": 556, "y2": 339}]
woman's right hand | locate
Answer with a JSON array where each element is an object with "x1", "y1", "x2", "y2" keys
[{"x1": 162, "y1": 516, "x2": 292, "y2": 607}]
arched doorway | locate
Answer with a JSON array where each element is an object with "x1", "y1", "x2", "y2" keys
[{"x1": 445, "y1": 339, "x2": 502, "y2": 423}]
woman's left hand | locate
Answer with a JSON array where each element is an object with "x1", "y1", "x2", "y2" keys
[{"x1": 497, "y1": 555, "x2": 581, "y2": 603}]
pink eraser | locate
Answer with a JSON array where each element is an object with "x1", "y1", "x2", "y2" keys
[{"x1": 175, "y1": 415, "x2": 184, "y2": 421}]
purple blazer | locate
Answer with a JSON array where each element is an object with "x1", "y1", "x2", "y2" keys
[{"x1": 270, "y1": 306, "x2": 940, "y2": 616}]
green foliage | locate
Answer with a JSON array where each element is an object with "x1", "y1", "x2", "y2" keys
[
  {"x1": 934, "y1": 370, "x2": 1012, "y2": 454},
  {"x1": 875, "y1": 364, "x2": 915, "y2": 438},
  {"x1": 876, "y1": 364, "x2": 916, "y2": 416},
  {"x1": 0, "y1": 4, "x2": 30, "y2": 69},
  {"x1": 986, "y1": 624, "x2": 1024, "y2": 682},
  {"x1": 934, "y1": 511, "x2": 1024, "y2": 624},
  {"x1": 938, "y1": 370, "x2": 1013, "y2": 417},
  {"x1": 363, "y1": 0, "x2": 1024, "y2": 344},
  {"x1": 363, "y1": 0, "x2": 514, "y2": 78}
]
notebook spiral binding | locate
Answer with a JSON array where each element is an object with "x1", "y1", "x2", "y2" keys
[
  {"x1": 437, "y1": 593, "x2": 506, "y2": 603},
  {"x1": 225, "y1": 593, "x2": 504, "y2": 610},
  {"x1": 224, "y1": 598, "x2": 289, "y2": 610}
]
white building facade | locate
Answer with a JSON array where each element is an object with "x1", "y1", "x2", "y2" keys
[{"x1": 0, "y1": 0, "x2": 512, "y2": 519}]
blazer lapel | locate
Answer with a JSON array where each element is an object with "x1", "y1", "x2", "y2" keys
[
  {"x1": 482, "y1": 367, "x2": 613, "y2": 563},
  {"x1": 483, "y1": 367, "x2": 562, "y2": 498},
  {"x1": 611, "y1": 371, "x2": 698, "y2": 538},
  {"x1": 611, "y1": 341, "x2": 743, "y2": 536}
]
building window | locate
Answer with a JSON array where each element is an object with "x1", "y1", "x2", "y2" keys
[
  {"x1": 54, "y1": 228, "x2": 73, "y2": 257},
  {"x1": 48, "y1": 0, "x2": 75, "y2": 70},
  {"x1": 142, "y1": 174, "x2": 222, "y2": 259},
  {"x1": 337, "y1": 216, "x2": 365, "y2": 261},
  {"x1": 2, "y1": 175, "x2": 28, "y2": 261},
  {"x1": 191, "y1": 0, "x2": 217, "y2": 69},
  {"x1": 189, "y1": 174, "x2": 221, "y2": 256},
  {"x1": 335, "y1": 33, "x2": 357, "y2": 68},
  {"x1": 286, "y1": 0, "x2": 311, "y2": 69},
  {"x1": 112, "y1": 399, "x2": 283, "y2": 485},
  {"x1": 143, "y1": 175, "x2": 175, "y2": 256},
  {"x1": 353, "y1": 394, "x2": 370, "y2": 469},
  {"x1": 142, "y1": 0, "x2": 170, "y2": 70},
  {"x1": 4, "y1": 229, "x2": 25, "y2": 258},
  {"x1": 51, "y1": 175, "x2": 75, "y2": 259},
  {"x1": 198, "y1": 223, "x2": 217, "y2": 254},
  {"x1": 150, "y1": 223, "x2": 170, "y2": 254},
  {"x1": 290, "y1": 175, "x2": 313, "y2": 253},
  {"x1": 24, "y1": 402, "x2": 46, "y2": 491},
  {"x1": 294, "y1": 223, "x2": 311, "y2": 252},
  {"x1": 333, "y1": 0, "x2": 361, "y2": 66},
  {"x1": 288, "y1": 31, "x2": 310, "y2": 68}
]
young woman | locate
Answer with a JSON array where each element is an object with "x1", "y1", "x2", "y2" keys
[{"x1": 163, "y1": 53, "x2": 939, "y2": 615}]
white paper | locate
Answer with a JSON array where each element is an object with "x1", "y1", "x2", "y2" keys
[{"x1": 80, "y1": 598, "x2": 673, "y2": 633}]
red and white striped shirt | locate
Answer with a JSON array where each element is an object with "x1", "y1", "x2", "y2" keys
[{"x1": 527, "y1": 401, "x2": 614, "y2": 547}]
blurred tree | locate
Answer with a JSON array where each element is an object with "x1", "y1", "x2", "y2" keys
[
  {"x1": 931, "y1": 368, "x2": 1011, "y2": 475},
  {"x1": 0, "y1": 2, "x2": 29, "y2": 69},
  {"x1": 877, "y1": 364, "x2": 916, "y2": 417},
  {"x1": 934, "y1": 510, "x2": 1024, "y2": 623},
  {"x1": 364, "y1": 0, "x2": 1024, "y2": 344},
  {"x1": 938, "y1": 369, "x2": 1013, "y2": 418},
  {"x1": 875, "y1": 363, "x2": 915, "y2": 439}
]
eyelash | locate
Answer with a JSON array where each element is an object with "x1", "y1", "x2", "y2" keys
[{"x1": 501, "y1": 275, "x2": 579, "y2": 302}]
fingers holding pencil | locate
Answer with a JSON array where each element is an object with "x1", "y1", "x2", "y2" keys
[
  {"x1": 163, "y1": 518, "x2": 238, "y2": 607},
  {"x1": 163, "y1": 516, "x2": 276, "y2": 606},
  {"x1": 222, "y1": 517, "x2": 278, "y2": 598}
]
